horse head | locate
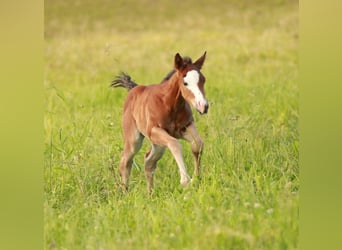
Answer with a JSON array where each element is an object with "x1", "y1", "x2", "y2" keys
[{"x1": 174, "y1": 51, "x2": 209, "y2": 114}]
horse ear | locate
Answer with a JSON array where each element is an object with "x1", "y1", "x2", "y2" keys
[
  {"x1": 193, "y1": 51, "x2": 207, "y2": 69},
  {"x1": 174, "y1": 53, "x2": 184, "y2": 70}
]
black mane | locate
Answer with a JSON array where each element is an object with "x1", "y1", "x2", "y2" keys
[{"x1": 162, "y1": 69, "x2": 176, "y2": 81}]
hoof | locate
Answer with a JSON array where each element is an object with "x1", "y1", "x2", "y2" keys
[
  {"x1": 117, "y1": 182, "x2": 128, "y2": 193},
  {"x1": 180, "y1": 177, "x2": 192, "y2": 188}
]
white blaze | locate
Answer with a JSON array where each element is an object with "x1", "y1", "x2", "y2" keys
[{"x1": 183, "y1": 70, "x2": 207, "y2": 112}]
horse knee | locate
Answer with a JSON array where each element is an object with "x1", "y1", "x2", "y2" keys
[
  {"x1": 167, "y1": 139, "x2": 182, "y2": 155},
  {"x1": 192, "y1": 138, "x2": 203, "y2": 155}
]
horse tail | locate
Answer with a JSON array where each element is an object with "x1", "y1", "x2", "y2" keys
[{"x1": 110, "y1": 72, "x2": 138, "y2": 90}]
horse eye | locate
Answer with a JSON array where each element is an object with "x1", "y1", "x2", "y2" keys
[{"x1": 184, "y1": 82, "x2": 188, "y2": 86}]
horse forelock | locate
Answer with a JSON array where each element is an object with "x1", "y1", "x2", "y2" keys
[{"x1": 162, "y1": 56, "x2": 195, "y2": 82}]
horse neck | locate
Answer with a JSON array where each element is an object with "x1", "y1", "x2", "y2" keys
[{"x1": 161, "y1": 72, "x2": 186, "y2": 110}]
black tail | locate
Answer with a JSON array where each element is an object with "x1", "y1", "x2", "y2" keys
[{"x1": 110, "y1": 72, "x2": 138, "y2": 90}]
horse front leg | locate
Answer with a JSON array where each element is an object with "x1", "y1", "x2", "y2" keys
[
  {"x1": 149, "y1": 127, "x2": 191, "y2": 187},
  {"x1": 181, "y1": 122, "x2": 203, "y2": 177}
]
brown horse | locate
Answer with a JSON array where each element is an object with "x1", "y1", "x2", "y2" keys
[{"x1": 111, "y1": 52, "x2": 208, "y2": 193}]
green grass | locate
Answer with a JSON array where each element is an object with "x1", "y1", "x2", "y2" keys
[{"x1": 45, "y1": 0, "x2": 298, "y2": 249}]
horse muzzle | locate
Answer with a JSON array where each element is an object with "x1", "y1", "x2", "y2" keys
[{"x1": 197, "y1": 101, "x2": 209, "y2": 115}]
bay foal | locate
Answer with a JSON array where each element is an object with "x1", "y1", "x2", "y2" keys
[{"x1": 111, "y1": 52, "x2": 208, "y2": 193}]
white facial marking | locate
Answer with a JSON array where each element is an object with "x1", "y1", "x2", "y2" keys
[
  {"x1": 183, "y1": 70, "x2": 202, "y2": 99},
  {"x1": 183, "y1": 70, "x2": 207, "y2": 113}
]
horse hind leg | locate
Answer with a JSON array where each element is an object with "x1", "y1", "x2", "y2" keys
[
  {"x1": 144, "y1": 144, "x2": 165, "y2": 194},
  {"x1": 119, "y1": 127, "x2": 144, "y2": 191}
]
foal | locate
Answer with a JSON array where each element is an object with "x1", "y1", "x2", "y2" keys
[{"x1": 111, "y1": 52, "x2": 208, "y2": 193}]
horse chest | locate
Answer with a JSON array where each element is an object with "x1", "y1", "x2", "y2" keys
[{"x1": 163, "y1": 109, "x2": 193, "y2": 138}]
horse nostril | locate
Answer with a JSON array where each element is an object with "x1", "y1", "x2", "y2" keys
[{"x1": 204, "y1": 103, "x2": 209, "y2": 113}]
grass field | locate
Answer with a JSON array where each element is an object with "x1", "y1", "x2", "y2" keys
[{"x1": 44, "y1": 0, "x2": 298, "y2": 249}]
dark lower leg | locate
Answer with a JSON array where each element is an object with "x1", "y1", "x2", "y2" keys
[{"x1": 119, "y1": 156, "x2": 133, "y2": 190}]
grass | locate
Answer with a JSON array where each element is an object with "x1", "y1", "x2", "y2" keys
[{"x1": 44, "y1": 0, "x2": 298, "y2": 249}]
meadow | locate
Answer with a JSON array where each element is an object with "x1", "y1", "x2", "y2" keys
[{"x1": 44, "y1": 0, "x2": 298, "y2": 249}]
